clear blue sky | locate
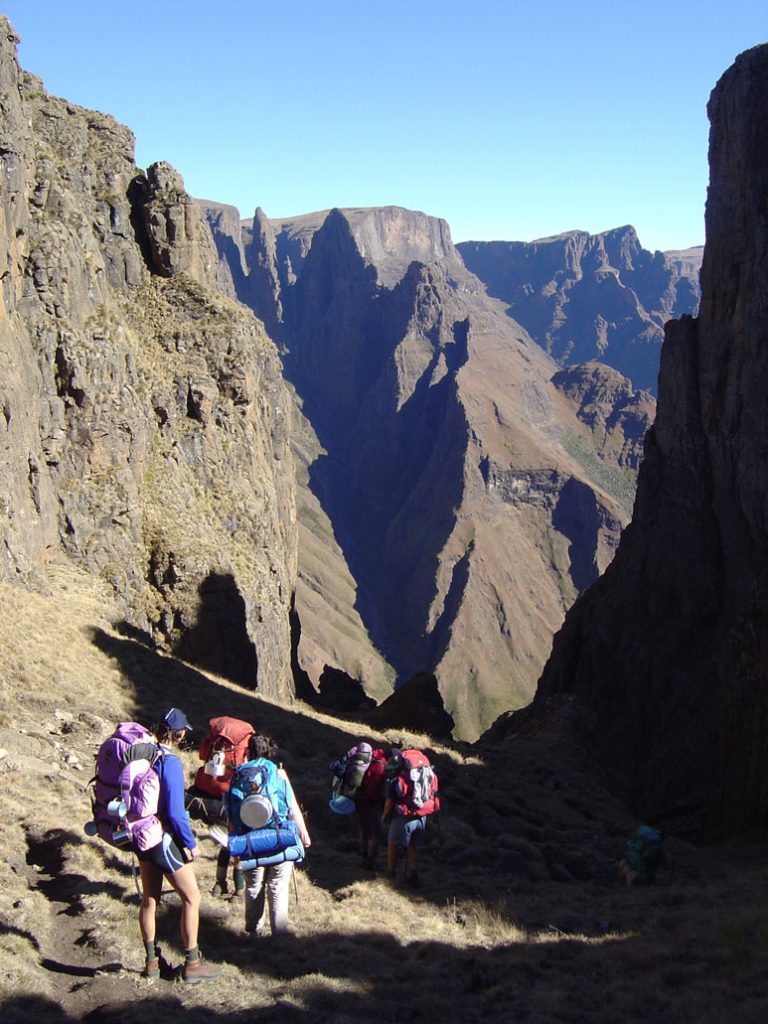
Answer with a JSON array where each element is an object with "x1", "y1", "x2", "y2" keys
[{"x1": 3, "y1": 1, "x2": 766, "y2": 252}]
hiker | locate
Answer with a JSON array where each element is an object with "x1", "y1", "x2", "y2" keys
[
  {"x1": 238, "y1": 734, "x2": 311, "y2": 936},
  {"x1": 619, "y1": 824, "x2": 664, "y2": 886},
  {"x1": 186, "y1": 715, "x2": 255, "y2": 898},
  {"x1": 382, "y1": 747, "x2": 439, "y2": 888},
  {"x1": 126, "y1": 708, "x2": 220, "y2": 983},
  {"x1": 354, "y1": 744, "x2": 388, "y2": 870}
]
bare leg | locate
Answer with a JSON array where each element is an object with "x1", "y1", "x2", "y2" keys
[
  {"x1": 138, "y1": 860, "x2": 163, "y2": 945},
  {"x1": 165, "y1": 861, "x2": 201, "y2": 950}
]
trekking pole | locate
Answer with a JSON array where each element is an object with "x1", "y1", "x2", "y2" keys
[
  {"x1": 292, "y1": 864, "x2": 300, "y2": 907},
  {"x1": 130, "y1": 850, "x2": 142, "y2": 898}
]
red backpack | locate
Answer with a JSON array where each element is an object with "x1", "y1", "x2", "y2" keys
[
  {"x1": 193, "y1": 716, "x2": 255, "y2": 798},
  {"x1": 393, "y1": 749, "x2": 440, "y2": 817},
  {"x1": 360, "y1": 748, "x2": 387, "y2": 802}
]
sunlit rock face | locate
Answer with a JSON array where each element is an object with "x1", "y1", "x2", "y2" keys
[{"x1": 0, "y1": 20, "x2": 297, "y2": 699}]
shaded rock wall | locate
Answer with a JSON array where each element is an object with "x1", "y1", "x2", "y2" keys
[
  {"x1": 527, "y1": 44, "x2": 768, "y2": 837},
  {"x1": 0, "y1": 21, "x2": 297, "y2": 699}
]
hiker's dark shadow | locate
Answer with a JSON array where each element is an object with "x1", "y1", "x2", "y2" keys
[
  {"x1": 0, "y1": 995, "x2": 74, "y2": 1024},
  {"x1": 25, "y1": 828, "x2": 125, "y2": 911},
  {"x1": 39, "y1": 958, "x2": 123, "y2": 979},
  {"x1": 174, "y1": 920, "x2": 635, "y2": 1023}
]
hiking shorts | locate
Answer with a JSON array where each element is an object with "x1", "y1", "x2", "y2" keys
[
  {"x1": 137, "y1": 833, "x2": 186, "y2": 875},
  {"x1": 388, "y1": 815, "x2": 427, "y2": 849}
]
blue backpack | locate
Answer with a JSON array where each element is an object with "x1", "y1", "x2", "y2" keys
[
  {"x1": 223, "y1": 758, "x2": 303, "y2": 870},
  {"x1": 225, "y1": 758, "x2": 286, "y2": 834}
]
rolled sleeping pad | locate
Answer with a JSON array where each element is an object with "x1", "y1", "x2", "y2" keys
[
  {"x1": 329, "y1": 793, "x2": 356, "y2": 814},
  {"x1": 227, "y1": 820, "x2": 299, "y2": 858},
  {"x1": 238, "y1": 839, "x2": 305, "y2": 871}
]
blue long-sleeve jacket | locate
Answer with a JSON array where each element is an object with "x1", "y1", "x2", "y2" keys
[{"x1": 156, "y1": 750, "x2": 196, "y2": 850}]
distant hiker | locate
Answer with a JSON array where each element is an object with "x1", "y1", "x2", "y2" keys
[
  {"x1": 186, "y1": 715, "x2": 255, "y2": 897},
  {"x1": 329, "y1": 740, "x2": 388, "y2": 870},
  {"x1": 356, "y1": 745, "x2": 388, "y2": 870},
  {"x1": 619, "y1": 824, "x2": 664, "y2": 886},
  {"x1": 382, "y1": 747, "x2": 440, "y2": 888},
  {"x1": 226, "y1": 734, "x2": 311, "y2": 936},
  {"x1": 126, "y1": 708, "x2": 221, "y2": 983}
]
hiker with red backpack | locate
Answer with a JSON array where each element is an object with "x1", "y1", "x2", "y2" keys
[
  {"x1": 116, "y1": 708, "x2": 221, "y2": 983},
  {"x1": 186, "y1": 715, "x2": 256, "y2": 897},
  {"x1": 356, "y1": 744, "x2": 387, "y2": 871},
  {"x1": 330, "y1": 741, "x2": 389, "y2": 870},
  {"x1": 382, "y1": 747, "x2": 440, "y2": 888}
]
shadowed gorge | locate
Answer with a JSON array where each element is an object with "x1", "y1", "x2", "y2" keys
[{"x1": 206, "y1": 204, "x2": 654, "y2": 739}]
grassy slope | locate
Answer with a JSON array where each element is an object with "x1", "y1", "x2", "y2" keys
[{"x1": 1, "y1": 561, "x2": 767, "y2": 1024}]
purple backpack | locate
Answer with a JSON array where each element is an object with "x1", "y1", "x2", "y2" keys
[{"x1": 90, "y1": 723, "x2": 163, "y2": 851}]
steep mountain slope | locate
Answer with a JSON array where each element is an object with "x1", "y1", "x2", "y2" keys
[
  {"x1": 458, "y1": 228, "x2": 701, "y2": 393},
  {"x1": 512, "y1": 43, "x2": 768, "y2": 837},
  {"x1": 0, "y1": 22, "x2": 296, "y2": 698},
  {"x1": 203, "y1": 204, "x2": 653, "y2": 739}
]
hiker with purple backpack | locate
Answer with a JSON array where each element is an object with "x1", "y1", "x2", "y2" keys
[
  {"x1": 138, "y1": 709, "x2": 221, "y2": 981},
  {"x1": 94, "y1": 708, "x2": 221, "y2": 983}
]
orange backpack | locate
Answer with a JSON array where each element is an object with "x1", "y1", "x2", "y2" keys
[{"x1": 194, "y1": 716, "x2": 255, "y2": 799}]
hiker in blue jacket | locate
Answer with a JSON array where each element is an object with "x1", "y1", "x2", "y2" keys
[{"x1": 126, "y1": 708, "x2": 220, "y2": 983}]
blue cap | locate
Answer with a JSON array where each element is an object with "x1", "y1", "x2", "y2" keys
[{"x1": 164, "y1": 707, "x2": 192, "y2": 731}]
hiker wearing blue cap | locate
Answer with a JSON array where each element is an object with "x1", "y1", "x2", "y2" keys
[{"x1": 127, "y1": 708, "x2": 221, "y2": 983}]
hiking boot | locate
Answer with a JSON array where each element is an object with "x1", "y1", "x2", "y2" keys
[
  {"x1": 142, "y1": 957, "x2": 160, "y2": 981},
  {"x1": 211, "y1": 880, "x2": 229, "y2": 897},
  {"x1": 182, "y1": 957, "x2": 221, "y2": 984}
]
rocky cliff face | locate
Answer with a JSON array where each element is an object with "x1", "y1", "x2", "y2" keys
[
  {"x1": 519, "y1": 44, "x2": 768, "y2": 836},
  {"x1": 458, "y1": 228, "x2": 701, "y2": 394},
  {"x1": 206, "y1": 203, "x2": 648, "y2": 738},
  {"x1": 0, "y1": 21, "x2": 297, "y2": 698}
]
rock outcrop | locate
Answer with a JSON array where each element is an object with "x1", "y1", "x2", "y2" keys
[
  {"x1": 0, "y1": 21, "x2": 297, "y2": 698},
  {"x1": 458, "y1": 228, "x2": 701, "y2": 394},
  {"x1": 206, "y1": 203, "x2": 646, "y2": 739},
  {"x1": 552, "y1": 362, "x2": 656, "y2": 476},
  {"x1": 517, "y1": 44, "x2": 768, "y2": 836}
]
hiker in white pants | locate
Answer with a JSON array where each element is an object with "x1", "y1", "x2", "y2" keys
[
  {"x1": 244, "y1": 859, "x2": 294, "y2": 934},
  {"x1": 241, "y1": 735, "x2": 310, "y2": 936}
]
